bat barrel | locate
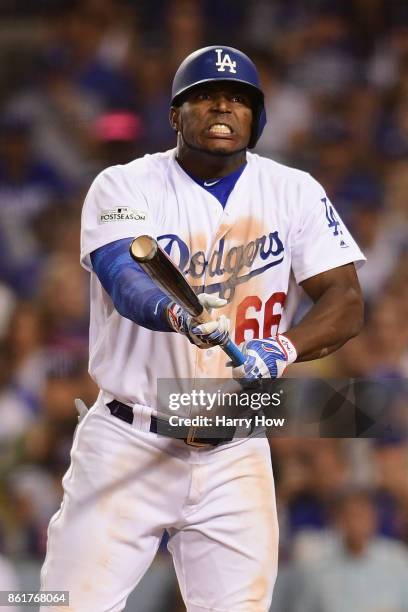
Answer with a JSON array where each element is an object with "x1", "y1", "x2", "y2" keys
[
  {"x1": 129, "y1": 235, "x2": 246, "y2": 368},
  {"x1": 130, "y1": 235, "x2": 204, "y2": 317}
]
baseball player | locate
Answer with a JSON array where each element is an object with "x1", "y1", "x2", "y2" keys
[{"x1": 40, "y1": 46, "x2": 365, "y2": 611}]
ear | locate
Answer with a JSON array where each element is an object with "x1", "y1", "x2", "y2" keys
[{"x1": 169, "y1": 106, "x2": 180, "y2": 132}]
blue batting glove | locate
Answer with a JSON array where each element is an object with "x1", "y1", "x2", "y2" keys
[{"x1": 229, "y1": 334, "x2": 297, "y2": 381}]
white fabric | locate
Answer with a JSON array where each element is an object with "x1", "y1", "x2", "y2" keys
[
  {"x1": 277, "y1": 334, "x2": 298, "y2": 363},
  {"x1": 40, "y1": 396, "x2": 278, "y2": 612},
  {"x1": 80, "y1": 149, "x2": 365, "y2": 407}
]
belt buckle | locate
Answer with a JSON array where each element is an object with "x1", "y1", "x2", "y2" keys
[{"x1": 186, "y1": 426, "x2": 211, "y2": 448}]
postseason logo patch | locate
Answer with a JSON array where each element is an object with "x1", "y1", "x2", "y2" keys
[{"x1": 99, "y1": 206, "x2": 147, "y2": 224}]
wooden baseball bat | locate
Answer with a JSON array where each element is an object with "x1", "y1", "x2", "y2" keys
[{"x1": 129, "y1": 235, "x2": 245, "y2": 366}]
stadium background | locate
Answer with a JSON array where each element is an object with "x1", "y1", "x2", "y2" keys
[{"x1": 0, "y1": 0, "x2": 407, "y2": 610}]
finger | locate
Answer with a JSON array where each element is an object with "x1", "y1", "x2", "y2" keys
[
  {"x1": 192, "y1": 319, "x2": 219, "y2": 335},
  {"x1": 231, "y1": 364, "x2": 247, "y2": 378},
  {"x1": 197, "y1": 293, "x2": 228, "y2": 310},
  {"x1": 192, "y1": 315, "x2": 230, "y2": 336}
]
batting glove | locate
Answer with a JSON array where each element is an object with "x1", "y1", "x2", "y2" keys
[
  {"x1": 229, "y1": 334, "x2": 297, "y2": 381},
  {"x1": 166, "y1": 293, "x2": 230, "y2": 348}
]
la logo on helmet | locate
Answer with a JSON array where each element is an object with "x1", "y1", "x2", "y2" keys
[{"x1": 214, "y1": 48, "x2": 237, "y2": 73}]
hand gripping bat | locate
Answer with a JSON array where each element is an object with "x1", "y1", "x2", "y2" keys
[{"x1": 129, "y1": 235, "x2": 245, "y2": 366}]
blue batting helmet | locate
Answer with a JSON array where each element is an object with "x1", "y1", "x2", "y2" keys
[{"x1": 171, "y1": 45, "x2": 266, "y2": 149}]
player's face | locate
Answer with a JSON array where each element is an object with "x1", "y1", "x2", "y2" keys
[{"x1": 171, "y1": 82, "x2": 253, "y2": 156}]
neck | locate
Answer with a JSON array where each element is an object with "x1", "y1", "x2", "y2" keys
[
  {"x1": 176, "y1": 140, "x2": 246, "y2": 180},
  {"x1": 344, "y1": 537, "x2": 368, "y2": 557}
]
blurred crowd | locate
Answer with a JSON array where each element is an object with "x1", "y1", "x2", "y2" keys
[{"x1": 0, "y1": 0, "x2": 407, "y2": 610}]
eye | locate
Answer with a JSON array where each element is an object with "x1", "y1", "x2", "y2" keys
[
  {"x1": 195, "y1": 91, "x2": 211, "y2": 101},
  {"x1": 231, "y1": 94, "x2": 249, "y2": 105}
]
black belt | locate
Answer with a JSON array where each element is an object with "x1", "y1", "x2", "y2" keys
[{"x1": 107, "y1": 400, "x2": 236, "y2": 447}]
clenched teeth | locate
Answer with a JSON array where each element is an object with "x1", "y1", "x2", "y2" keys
[{"x1": 209, "y1": 124, "x2": 232, "y2": 134}]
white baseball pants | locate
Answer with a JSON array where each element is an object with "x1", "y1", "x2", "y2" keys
[{"x1": 40, "y1": 395, "x2": 279, "y2": 611}]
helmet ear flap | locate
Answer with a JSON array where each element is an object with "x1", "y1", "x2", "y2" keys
[{"x1": 249, "y1": 100, "x2": 266, "y2": 149}]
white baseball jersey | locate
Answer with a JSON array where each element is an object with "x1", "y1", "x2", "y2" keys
[{"x1": 80, "y1": 148, "x2": 365, "y2": 407}]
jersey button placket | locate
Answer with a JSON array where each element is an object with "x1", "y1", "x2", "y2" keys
[{"x1": 204, "y1": 218, "x2": 230, "y2": 361}]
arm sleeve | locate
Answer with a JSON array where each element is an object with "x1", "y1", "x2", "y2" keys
[
  {"x1": 290, "y1": 175, "x2": 366, "y2": 284},
  {"x1": 90, "y1": 238, "x2": 173, "y2": 332}
]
